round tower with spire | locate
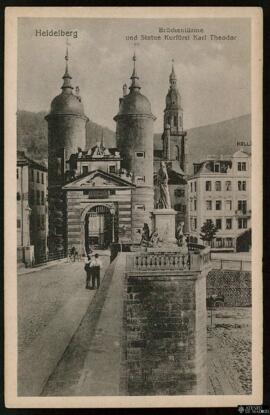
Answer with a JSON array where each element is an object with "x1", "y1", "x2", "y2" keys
[
  {"x1": 114, "y1": 53, "x2": 156, "y2": 241},
  {"x1": 45, "y1": 47, "x2": 88, "y2": 254},
  {"x1": 162, "y1": 60, "x2": 187, "y2": 172}
]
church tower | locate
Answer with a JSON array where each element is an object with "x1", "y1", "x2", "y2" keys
[
  {"x1": 162, "y1": 61, "x2": 187, "y2": 172},
  {"x1": 45, "y1": 48, "x2": 88, "y2": 254},
  {"x1": 114, "y1": 54, "x2": 156, "y2": 241}
]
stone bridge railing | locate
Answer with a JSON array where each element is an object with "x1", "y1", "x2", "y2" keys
[{"x1": 126, "y1": 249, "x2": 211, "y2": 273}]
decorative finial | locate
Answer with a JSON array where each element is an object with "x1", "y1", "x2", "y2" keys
[
  {"x1": 169, "y1": 58, "x2": 177, "y2": 85},
  {"x1": 62, "y1": 39, "x2": 73, "y2": 91},
  {"x1": 130, "y1": 48, "x2": 141, "y2": 91}
]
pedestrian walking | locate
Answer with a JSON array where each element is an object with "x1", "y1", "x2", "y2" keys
[
  {"x1": 90, "y1": 253, "x2": 103, "y2": 289},
  {"x1": 84, "y1": 253, "x2": 92, "y2": 290}
]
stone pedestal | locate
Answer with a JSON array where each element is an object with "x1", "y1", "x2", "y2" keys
[
  {"x1": 153, "y1": 208, "x2": 177, "y2": 244},
  {"x1": 124, "y1": 251, "x2": 210, "y2": 395}
]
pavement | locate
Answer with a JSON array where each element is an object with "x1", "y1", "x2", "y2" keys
[
  {"x1": 207, "y1": 307, "x2": 251, "y2": 394},
  {"x1": 17, "y1": 253, "x2": 110, "y2": 396},
  {"x1": 42, "y1": 252, "x2": 127, "y2": 396}
]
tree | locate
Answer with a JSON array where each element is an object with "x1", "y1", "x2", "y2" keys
[{"x1": 200, "y1": 220, "x2": 218, "y2": 246}]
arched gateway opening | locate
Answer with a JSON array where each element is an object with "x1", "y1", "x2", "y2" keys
[{"x1": 84, "y1": 205, "x2": 117, "y2": 252}]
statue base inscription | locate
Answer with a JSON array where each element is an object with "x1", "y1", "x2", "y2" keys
[{"x1": 153, "y1": 209, "x2": 177, "y2": 244}]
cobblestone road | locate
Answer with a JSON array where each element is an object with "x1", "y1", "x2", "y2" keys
[
  {"x1": 207, "y1": 307, "x2": 252, "y2": 394},
  {"x1": 18, "y1": 255, "x2": 110, "y2": 396}
]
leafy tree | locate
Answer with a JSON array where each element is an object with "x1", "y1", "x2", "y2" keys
[{"x1": 200, "y1": 220, "x2": 218, "y2": 245}]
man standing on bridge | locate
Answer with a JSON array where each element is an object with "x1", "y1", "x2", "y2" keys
[{"x1": 90, "y1": 253, "x2": 103, "y2": 289}]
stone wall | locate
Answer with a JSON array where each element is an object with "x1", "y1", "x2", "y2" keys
[
  {"x1": 122, "y1": 271, "x2": 207, "y2": 395},
  {"x1": 207, "y1": 270, "x2": 251, "y2": 307}
]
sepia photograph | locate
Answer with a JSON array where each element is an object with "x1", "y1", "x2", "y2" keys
[{"x1": 4, "y1": 7, "x2": 263, "y2": 408}]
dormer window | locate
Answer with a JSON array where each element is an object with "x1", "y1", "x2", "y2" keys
[{"x1": 214, "y1": 163, "x2": 220, "y2": 173}]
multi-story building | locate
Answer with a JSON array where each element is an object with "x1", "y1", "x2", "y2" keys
[
  {"x1": 188, "y1": 150, "x2": 251, "y2": 251},
  {"x1": 17, "y1": 151, "x2": 48, "y2": 265}
]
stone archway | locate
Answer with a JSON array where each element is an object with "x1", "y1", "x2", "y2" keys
[{"x1": 80, "y1": 203, "x2": 116, "y2": 254}]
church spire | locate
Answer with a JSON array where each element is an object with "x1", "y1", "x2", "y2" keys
[
  {"x1": 169, "y1": 59, "x2": 177, "y2": 89},
  {"x1": 129, "y1": 52, "x2": 141, "y2": 91},
  {"x1": 61, "y1": 45, "x2": 73, "y2": 91}
]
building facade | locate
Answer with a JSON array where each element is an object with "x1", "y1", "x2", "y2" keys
[
  {"x1": 188, "y1": 151, "x2": 251, "y2": 251},
  {"x1": 62, "y1": 142, "x2": 135, "y2": 253},
  {"x1": 45, "y1": 50, "x2": 191, "y2": 255},
  {"x1": 17, "y1": 151, "x2": 48, "y2": 265}
]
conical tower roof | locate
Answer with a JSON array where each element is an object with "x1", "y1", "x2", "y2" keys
[
  {"x1": 49, "y1": 47, "x2": 86, "y2": 117},
  {"x1": 114, "y1": 53, "x2": 155, "y2": 119}
]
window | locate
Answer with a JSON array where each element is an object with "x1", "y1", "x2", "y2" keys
[
  {"x1": 225, "y1": 200, "x2": 232, "y2": 210},
  {"x1": 41, "y1": 191, "x2": 44, "y2": 205},
  {"x1": 206, "y1": 181, "x2": 212, "y2": 191},
  {"x1": 225, "y1": 238, "x2": 233, "y2": 248},
  {"x1": 36, "y1": 190, "x2": 40, "y2": 205},
  {"x1": 174, "y1": 115, "x2": 178, "y2": 126},
  {"x1": 216, "y1": 200, "x2": 222, "y2": 210},
  {"x1": 17, "y1": 169, "x2": 19, "y2": 179},
  {"x1": 31, "y1": 169, "x2": 34, "y2": 181},
  {"x1": 238, "y1": 162, "x2": 247, "y2": 171},
  {"x1": 82, "y1": 166, "x2": 88, "y2": 175},
  {"x1": 226, "y1": 218, "x2": 232, "y2": 229},
  {"x1": 214, "y1": 163, "x2": 220, "y2": 173},
  {"x1": 37, "y1": 171, "x2": 40, "y2": 183},
  {"x1": 175, "y1": 145, "x2": 180, "y2": 161},
  {"x1": 135, "y1": 204, "x2": 145, "y2": 211},
  {"x1": 194, "y1": 182, "x2": 197, "y2": 192},
  {"x1": 136, "y1": 176, "x2": 145, "y2": 183},
  {"x1": 215, "y1": 181, "x2": 221, "y2": 191},
  {"x1": 206, "y1": 219, "x2": 212, "y2": 226},
  {"x1": 225, "y1": 181, "x2": 232, "y2": 191},
  {"x1": 191, "y1": 182, "x2": 193, "y2": 193},
  {"x1": 17, "y1": 192, "x2": 21, "y2": 201},
  {"x1": 41, "y1": 172, "x2": 44, "y2": 184},
  {"x1": 194, "y1": 200, "x2": 197, "y2": 211},
  {"x1": 109, "y1": 165, "x2": 116, "y2": 174},
  {"x1": 136, "y1": 152, "x2": 145, "y2": 158},
  {"x1": 216, "y1": 219, "x2": 222, "y2": 230},
  {"x1": 41, "y1": 215, "x2": 45, "y2": 230},
  {"x1": 109, "y1": 189, "x2": 116, "y2": 195},
  {"x1": 17, "y1": 219, "x2": 21, "y2": 228},
  {"x1": 179, "y1": 116, "x2": 182, "y2": 127},
  {"x1": 238, "y1": 181, "x2": 246, "y2": 191},
  {"x1": 215, "y1": 238, "x2": 223, "y2": 248},
  {"x1": 191, "y1": 218, "x2": 197, "y2": 231},
  {"x1": 238, "y1": 218, "x2": 248, "y2": 229},
  {"x1": 238, "y1": 200, "x2": 247, "y2": 214},
  {"x1": 175, "y1": 188, "x2": 185, "y2": 198},
  {"x1": 206, "y1": 200, "x2": 212, "y2": 210}
]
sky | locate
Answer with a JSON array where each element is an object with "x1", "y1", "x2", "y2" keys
[{"x1": 18, "y1": 17, "x2": 251, "y2": 132}]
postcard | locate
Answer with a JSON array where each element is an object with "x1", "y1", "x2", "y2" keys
[{"x1": 5, "y1": 6, "x2": 263, "y2": 408}]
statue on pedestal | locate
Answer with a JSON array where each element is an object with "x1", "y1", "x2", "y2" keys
[{"x1": 157, "y1": 161, "x2": 171, "y2": 209}]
